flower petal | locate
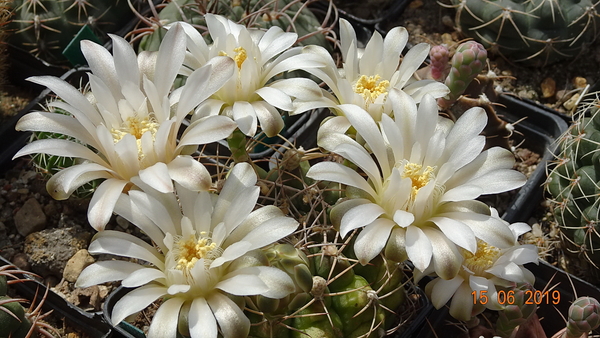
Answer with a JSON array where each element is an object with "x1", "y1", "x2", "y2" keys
[
  {"x1": 88, "y1": 178, "x2": 128, "y2": 231},
  {"x1": 189, "y1": 298, "x2": 218, "y2": 338},
  {"x1": 340, "y1": 202, "x2": 386, "y2": 238},
  {"x1": 122, "y1": 267, "x2": 165, "y2": 288},
  {"x1": 405, "y1": 226, "x2": 432, "y2": 272},
  {"x1": 178, "y1": 115, "x2": 237, "y2": 148},
  {"x1": 89, "y1": 230, "x2": 165, "y2": 269},
  {"x1": 147, "y1": 297, "x2": 186, "y2": 338},
  {"x1": 216, "y1": 270, "x2": 268, "y2": 296},
  {"x1": 76, "y1": 261, "x2": 145, "y2": 288},
  {"x1": 167, "y1": 156, "x2": 212, "y2": 192},
  {"x1": 252, "y1": 101, "x2": 284, "y2": 137},
  {"x1": 354, "y1": 218, "x2": 395, "y2": 265},
  {"x1": 111, "y1": 284, "x2": 166, "y2": 325},
  {"x1": 207, "y1": 292, "x2": 250, "y2": 338},
  {"x1": 307, "y1": 162, "x2": 377, "y2": 198}
]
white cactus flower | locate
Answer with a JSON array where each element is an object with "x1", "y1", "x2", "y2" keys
[
  {"x1": 424, "y1": 216, "x2": 538, "y2": 321},
  {"x1": 76, "y1": 162, "x2": 298, "y2": 338},
  {"x1": 13, "y1": 24, "x2": 238, "y2": 230},
  {"x1": 302, "y1": 18, "x2": 449, "y2": 122},
  {"x1": 307, "y1": 89, "x2": 526, "y2": 278},
  {"x1": 179, "y1": 14, "x2": 327, "y2": 137}
]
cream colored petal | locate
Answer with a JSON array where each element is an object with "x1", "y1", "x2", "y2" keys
[
  {"x1": 88, "y1": 178, "x2": 128, "y2": 230},
  {"x1": 167, "y1": 156, "x2": 212, "y2": 192},
  {"x1": 189, "y1": 297, "x2": 218, "y2": 338},
  {"x1": 76, "y1": 261, "x2": 145, "y2": 288},
  {"x1": 111, "y1": 284, "x2": 167, "y2": 325},
  {"x1": 147, "y1": 297, "x2": 186, "y2": 338},
  {"x1": 207, "y1": 292, "x2": 250, "y2": 338},
  {"x1": 354, "y1": 218, "x2": 396, "y2": 265},
  {"x1": 89, "y1": 230, "x2": 165, "y2": 269},
  {"x1": 307, "y1": 162, "x2": 377, "y2": 198},
  {"x1": 252, "y1": 101, "x2": 284, "y2": 137}
]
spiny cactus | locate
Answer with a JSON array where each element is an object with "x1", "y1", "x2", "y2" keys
[
  {"x1": 566, "y1": 296, "x2": 600, "y2": 338},
  {"x1": 0, "y1": 265, "x2": 57, "y2": 338},
  {"x1": 545, "y1": 90, "x2": 600, "y2": 272},
  {"x1": 7, "y1": 0, "x2": 140, "y2": 65},
  {"x1": 132, "y1": 0, "x2": 333, "y2": 53},
  {"x1": 447, "y1": 0, "x2": 600, "y2": 66}
]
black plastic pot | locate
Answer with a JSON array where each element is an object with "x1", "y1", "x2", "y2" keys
[
  {"x1": 104, "y1": 282, "x2": 433, "y2": 338},
  {"x1": 0, "y1": 255, "x2": 113, "y2": 338},
  {"x1": 495, "y1": 93, "x2": 569, "y2": 224}
]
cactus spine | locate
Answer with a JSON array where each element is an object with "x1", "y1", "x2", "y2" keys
[
  {"x1": 545, "y1": 90, "x2": 600, "y2": 275},
  {"x1": 448, "y1": 0, "x2": 600, "y2": 66}
]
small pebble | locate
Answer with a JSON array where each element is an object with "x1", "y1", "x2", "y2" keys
[
  {"x1": 573, "y1": 76, "x2": 587, "y2": 89},
  {"x1": 564, "y1": 93, "x2": 581, "y2": 111},
  {"x1": 541, "y1": 77, "x2": 556, "y2": 98},
  {"x1": 12, "y1": 252, "x2": 30, "y2": 271}
]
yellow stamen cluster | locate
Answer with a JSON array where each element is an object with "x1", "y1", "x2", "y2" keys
[
  {"x1": 401, "y1": 162, "x2": 435, "y2": 199},
  {"x1": 174, "y1": 234, "x2": 219, "y2": 271},
  {"x1": 110, "y1": 116, "x2": 160, "y2": 159},
  {"x1": 112, "y1": 116, "x2": 159, "y2": 140},
  {"x1": 353, "y1": 75, "x2": 390, "y2": 103},
  {"x1": 219, "y1": 47, "x2": 247, "y2": 69},
  {"x1": 461, "y1": 239, "x2": 501, "y2": 276},
  {"x1": 233, "y1": 47, "x2": 247, "y2": 68}
]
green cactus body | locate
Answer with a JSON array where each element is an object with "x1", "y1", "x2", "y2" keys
[
  {"x1": 0, "y1": 275, "x2": 6, "y2": 296},
  {"x1": 138, "y1": 0, "x2": 330, "y2": 53},
  {"x1": 291, "y1": 301, "x2": 344, "y2": 338},
  {"x1": 8, "y1": 0, "x2": 138, "y2": 64},
  {"x1": 450, "y1": 0, "x2": 600, "y2": 66},
  {"x1": 546, "y1": 92, "x2": 600, "y2": 268},
  {"x1": 330, "y1": 275, "x2": 386, "y2": 338},
  {"x1": 0, "y1": 295, "x2": 26, "y2": 337}
]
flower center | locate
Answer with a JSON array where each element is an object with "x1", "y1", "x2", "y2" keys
[
  {"x1": 110, "y1": 116, "x2": 160, "y2": 159},
  {"x1": 220, "y1": 47, "x2": 247, "y2": 69},
  {"x1": 353, "y1": 75, "x2": 390, "y2": 103},
  {"x1": 173, "y1": 233, "x2": 221, "y2": 272},
  {"x1": 461, "y1": 239, "x2": 501, "y2": 276},
  {"x1": 400, "y1": 162, "x2": 435, "y2": 200}
]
